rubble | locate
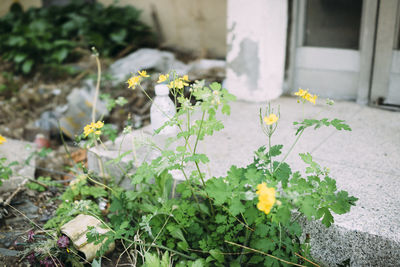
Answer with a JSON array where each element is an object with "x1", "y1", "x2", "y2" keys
[
  {"x1": 109, "y1": 48, "x2": 190, "y2": 83},
  {"x1": 61, "y1": 214, "x2": 115, "y2": 262},
  {"x1": 58, "y1": 87, "x2": 109, "y2": 138}
]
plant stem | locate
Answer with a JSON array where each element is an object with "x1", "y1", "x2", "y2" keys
[
  {"x1": 274, "y1": 128, "x2": 305, "y2": 174},
  {"x1": 193, "y1": 110, "x2": 205, "y2": 154},
  {"x1": 268, "y1": 132, "x2": 273, "y2": 174},
  {"x1": 87, "y1": 211, "x2": 195, "y2": 260},
  {"x1": 225, "y1": 240, "x2": 307, "y2": 267}
]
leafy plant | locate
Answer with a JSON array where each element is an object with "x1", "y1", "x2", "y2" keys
[
  {"x1": 0, "y1": 1, "x2": 154, "y2": 74},
  {"x1": 0, "y1": 157, "x2": 18, "y2": 186},
  {"x1": 76, "y1": 74, "x2": 357, "y2": 266},
  {"x1": 42, "y1": 66, "x2": 357, "y2": 266}
]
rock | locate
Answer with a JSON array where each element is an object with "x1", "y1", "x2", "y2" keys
[
  {"x1": 188, "y1": 59, "x2": 226, "y2": 81},
  {"x1": 109, "y1": 48, "x2": 190, "y2": 83},
  {"x1": 61, "y1": 214, "x2": 115, "y2": 262},
  {"x1": 0, "y1": 248, "x2": 19, "y2": 257},
  {"x1": 58, "y1": 87, "x2": 108, "y2": 138},
  {"x1": 0, "y1": 139, "x2": 35, "y2": 193}
]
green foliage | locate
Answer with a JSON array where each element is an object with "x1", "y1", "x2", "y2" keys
[
  {"x1": 44, "y1": 174, "x2": 106, "y2": 229},
  {"x1": 26, "y1": 176, "x2": 62, "y2": 192},
  {"x1": 0, "y1": 157, "x2": 17, "y2": 186},
  {"x1": 46, "y1": 75, "x2": 356, "y2": 266},
  {"x1": 0, "y1": 2, "x2": 154, "y2": 74}
]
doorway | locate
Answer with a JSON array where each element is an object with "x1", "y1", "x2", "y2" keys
[{"x1": 288, "y1": 0, "x2": 400, "y2": 107}]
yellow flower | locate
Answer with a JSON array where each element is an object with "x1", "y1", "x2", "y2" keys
[
  {"x1": 83, "y1": 124, "x2": 94, "y2": 137},
  {"x1": 126, "y1": 75, "x2": 141, "y2": 89},
  {"x1": 256, "y1": 182, "x2": 276, "y2": 215},
  {"x1": 157, "y1": 74, "x2": 169, "y2": 83},
  {"x1": 294, "y1": 88, "x2": 308, "y2": 97},
  {"x1": 94, "y1": 121, "x2": 104, "y2": 129},
  {"x1": 83, "y1": 121, "x2": 104, "y2": 137},
  {"x1": 0, "y1": 135, "x2": 6, "y2": 145},
  {"x1": 138, "y1": 70, "x2": 150, "y2": 77},
  {"x1": 263, "y1": 113, "x2": 278, "y2": 125},
  {"x1": 305, "y1": 93, "x2": 317, "y2": 104},
  {"x1": 182, "y1": 75, "x2": 189, "y2": 82},
  {"x1": 295, "y1": 88, "x2": 317, "y2": 104}
]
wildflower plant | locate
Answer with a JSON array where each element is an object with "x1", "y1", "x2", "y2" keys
[
  {"x1": 43, "y1": 55, "x2": 356, "y2": 264},
  {"x1": 70, "y1": 70, "x2": 357, "y2": 266}
]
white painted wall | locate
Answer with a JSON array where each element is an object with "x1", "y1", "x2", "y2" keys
[{"x1": 226, "y1": 0, "x2": 288, "y2": 102}]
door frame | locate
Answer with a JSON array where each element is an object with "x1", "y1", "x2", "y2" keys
[{"x1": 370, "y1": 0, "x2": 399, "y2": 105}]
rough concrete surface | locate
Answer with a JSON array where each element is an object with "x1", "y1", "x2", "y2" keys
[
  {"x1": 88, "y1": 96, "x2": 400, "y2": 266},
  {"x1": 0, "y1": 139, "x2": 35, "y2": 193}
]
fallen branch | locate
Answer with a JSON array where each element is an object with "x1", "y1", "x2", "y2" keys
[{"x1": 5, "y1": 179, "x2": 28, "y2": 206}]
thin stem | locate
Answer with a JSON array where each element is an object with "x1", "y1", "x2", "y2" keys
[
  {"x1": 268, "y1": 132, "x2": 273, "y2": 174},
  {"x1": 193, "y1": 111, "x2": 205, "y2": 154},
  {"x1": 86, "y1": 211, "x2": 195, "y2": 260},
  {"x1": 86, "y1": 175, "x2": 115, "y2": 194},
  {"x1": 274, "y1": 128, "x2": 305, "y2": 174},
  {"x1": 225, "y1": 240, "x2": 307, "y2": 267},
  {"x1": 91, "y1": 54, "x2": 101, "y2": 124}
]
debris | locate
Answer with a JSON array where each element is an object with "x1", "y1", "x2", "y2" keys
[
  {"x1": 34, "y1": 134, "x2": 51, "y2": 149},
  {"x1": 0, "y1": 248, "x2": 20, "y2": 257},
  {"x1": 61, "y1": 214, "x2": 115, "y2": 262},
  {"x1": 109, "y1": 48, "x2": 190, "y2": 83},
  {"x1": 188, "y1": 59, "x2": 226, "y2": 81},
  {"x1": 58, "y1": 87, "x2": 109, "y2": 138}
]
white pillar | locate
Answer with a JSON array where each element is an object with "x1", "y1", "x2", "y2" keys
[{"x1": 226, "y1": 0, "x2": 288, "y2": 102}]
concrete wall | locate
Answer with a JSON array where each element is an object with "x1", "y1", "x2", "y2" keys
[
  {"x1": 226, "y1": 0, "x2": 288, "y2": 102},
  {"x1": 0, "y1": 0, "x2": 41, "y2": 16},
  {"x1": 0, "y1": 0, "x2": 227, "y2": 59},
  {"x1": 99, "y1": 0, "x2": 227, "y2": 58}
]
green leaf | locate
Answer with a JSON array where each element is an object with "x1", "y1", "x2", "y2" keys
[
  {"x1": 144, "y1": 252, "x2": 161, "y2": 267},
  {"x1": 167, "y1": 225, "x2": 187, "y2": 244},
  {"x1": 273, "y1": 161, "x2": 291, "y2": 187},
  {"x1": 253, "y1": 238, "x2": 275, "y2": 252},
  {"x1": 275, "y1": 206, "x2": 291, "y2": 224},
  {"x1": 209, "y1": 82, "x2": 222, "y2": 91},
  {"x1": 92, "y1": 258, "x2": 101, "y2": 267},
  {"x1": 119, "y1": 220, "x2": 130, "y2": 230},
  {"x1": 228, "y1": 197, "x2": 245, "y2": 216},
  {"x1": 184, "y1": 153, "x2": 209, "y2": 164},
  {"x1": 22, "y1": 59, "x2": 34, "y2": 73},
  {"x1": 13, "y1": 54, "x2": 26, "y2": 63},
  {"x1": 254, "y1": 224, "x2": 269, "y2": 237},
  {"x1": 248, "y1": 255, "x2": 264, "y2": 264},
  {"x1": 205, "y1": 178, "x2": 231, "y2": 205},
  {"x1": 269, "y1": 145, "x2": 284, "y2": 157},
  {"x1": 299, "y1": 196, "x2": 317, "y2": 220},
  {"x1": 110, "y1": 28, "x2": 127, "y2": 44},
  {"x1": 244, "y1": 167, "x2": 264, "y2": 183},
  {"x1": 191, "y1": 259, "x2": 205, "y2": 267},
  {"x1": 317, "y1": 207, "x2": 334, "y2": 227},
  {"x1": 209, "y1": 249, "x2": 224, "y2": 263},
  {"x1": 221, "y1": 104, "x2": 230, "y2": 115},
  {"x1": 52, "y1": 47, "x2": 69, "y2": 63},
  {"x1": 331, "y1": 119, "x2": 352, "y2": 131}
]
